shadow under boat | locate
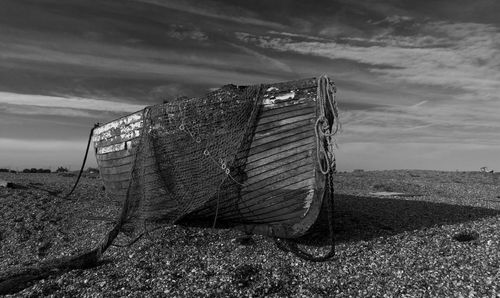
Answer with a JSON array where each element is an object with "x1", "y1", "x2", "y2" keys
[{"x1": 288, "y1": 193, "x2": 500, "y2": 246}]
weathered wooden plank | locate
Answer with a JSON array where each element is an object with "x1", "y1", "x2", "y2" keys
[
  {"x1": 99, "y1": 161, "x2": 134, "y2": 175},
  {"x1": 93, "y1": 112, "x2": 143, "y2": 140},
  {"x1": 246, "y1": 136, "x2": 314, "y2": 164},
  {"x1": 244, "y1": 163, "x2": 313, "y2": 191},
  {"x1": 191, "y1": 177, "x2": 312, "y2": 219},
  {"x1": 263, "y1": 78, "x2": 316, "y2": 91},
  {"x1": 261, "y1": 83, "x2": 317, "y2": 108},
  {"x1": 242, "y1": 172, "x2": 314, "y2": 203},
  {"x1": 100, "y1": 160, "x2": 183, "y2": 183},
  {"x1": 252, "y1": 124, "x2": 311, "y2": 147},
  {"x1": 94, "y1": 128, "x2": 143, "y2": 148},
  {"x1": 96, "y1": 156, "x2": 134, "y2": 169},
  {"x1": 248, "y1": 130, "x2": 312, "y2": 156},
  {"x1": 96, "y1": 148, "x2": 134, "y2": 161},
  {"x1": 253, "y1": 118, "x2": 313, "y2": 139},
  {"x1": 229, "y1": 193, "x2": 308, "y2": 222},
  {"x1": 257, "y1": 107, "x2": 314, "y2": 126},
  {"x1": 262, "y1": 97, "x2": 315, "y2": 110},
  {"x1": 255, "y1": 114, "x2": 313, "y2": 133},
  {"x1": 241, "y1": 175, "x2": 315, "y2": 204},
  {"x1": 245, "y1": 142, "x2": 314, "y2": 171},
  {"x1": 246, "y1": 191, "x2": 310, "y2": 218},
  {"x1": 225, "y1": 187, "x2": 310, "y2": 218},
  {"x1": 96, "y1": 136, "x2": 144, "y2": 154},
  {"x1": 245, "y1": 156, "x2": 311, "y2": 185},
  {"x1": 260, "y1": 98, "x2": 313, "y2": 116},
  {"x1": 262, "y1": 92, "x2": 312, "y2": 107},
  {"x1": 245, "y1": 152, "x2": 311, "y2": 178},
  {"x1": 98, "y1": 153, "x2": 168, "y2": 175}
]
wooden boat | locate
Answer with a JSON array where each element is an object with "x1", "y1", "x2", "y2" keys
[{"x1": 92, "y1": 76, "x2": 338, "y2": 239}]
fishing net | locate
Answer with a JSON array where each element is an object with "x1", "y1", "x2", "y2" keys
[{"x1": 119, "y1": 84, "x2": 263, "y2": 234}]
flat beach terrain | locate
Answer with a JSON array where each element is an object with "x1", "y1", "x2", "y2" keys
[{"x1": 1, "y1": 170, "x2": 499, "y2": 297}]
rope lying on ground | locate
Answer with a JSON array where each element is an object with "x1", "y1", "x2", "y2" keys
[
  {"x1": 0, "y1": 111, "x2": 152, "y2": 294},
  {"x1": 0, "y1": 122, "x2": 119, "y2": 295},
  {"x1": 274, "y1": 171, "x2": 336, "y2": 262}
]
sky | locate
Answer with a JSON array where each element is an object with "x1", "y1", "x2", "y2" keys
[{"x1": 0, "y1": 0, "x2": 499, "y2": 171}]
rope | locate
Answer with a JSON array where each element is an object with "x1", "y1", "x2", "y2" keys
[
  {"x1": 315, "y1": 75, "x2": 340, "y2": 175},
  {"x1": 61, "y1": 123, "x2": 99, "y2": 200},
  {"x1": 212, "y1": 176, "x2": 227, "y2": 228},
  {"x1": 274, "y1": 75, "x2": 339, "y2": 262},
  {"x1": 275, "y1": 172, "x2": 336, "y2": 262}
]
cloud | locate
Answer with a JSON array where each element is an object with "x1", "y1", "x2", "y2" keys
[
  {"x1": 0, "y1": 92, "x2": 145, "y2": 113},
  {"x1": 371, "y1": 15, "x2": 414, "y2": 25},
  {"x1": 167, "y1": 24, "x2": 208, "y2": 41},
  {"x1": 134, "y1": 0, "x2": 285, "y2": 29},
  {"x1": 236, "y1": 21, "x2": 500, "y2": 102},
  {"x1": 267, "y1": 30, "x2": 331, "y2": 42},
  {"x1": 1, "y1": 104, "x2": 97, "y2": 117},
  {"x1": 0, "y1": 34, "x2": 285, "y2": 89},
  {"x1": 339, "y1": 99, "x2": 500, "y2": 146},
  {"x1": 228, "y1": 43, "x2": 292, "y2": 73}
]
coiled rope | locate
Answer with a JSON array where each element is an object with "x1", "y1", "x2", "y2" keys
[{"x1": 315, "y1": 75, "x2": 340, "y2": 175}]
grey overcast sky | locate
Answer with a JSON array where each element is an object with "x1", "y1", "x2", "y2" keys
[{"x1": 0, "y1": 0, "x2": 499, "y2": 171}]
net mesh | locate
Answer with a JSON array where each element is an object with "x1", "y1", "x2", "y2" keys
[{"x1": 120, "y1": 84, "x2": 262, "y2": 233}]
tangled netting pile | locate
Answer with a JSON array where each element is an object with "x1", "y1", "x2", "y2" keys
[{"x1": 120, "y1": 84, "x2": 263, "y2": 233}]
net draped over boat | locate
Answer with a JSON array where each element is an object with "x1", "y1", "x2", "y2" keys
[
  {"x1": 117, "y1": 75, "x2": 340, "y2": 237},
  {"x1": 120, "y1": 84, "x2": 263, "y2": 233}
]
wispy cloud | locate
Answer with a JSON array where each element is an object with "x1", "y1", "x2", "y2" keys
[
  {"x1": 167, "y1": 24, "x2": 209, "y2": 41},
  {"x1": 134, "y1": 0, "x2": 285, "y2": 29},
  {"x1": 1, "y1": 104, "x2": 97, "y2": 118},
  {"x1": 0, "y1": 33, "x2": 285, "y2": 90},
  {"x1": 0, "y1": 92, "x2": 145, "y2": 113},
  {"x1": 236, "y1": 21, "x2": 500, "y2": 102},
  {"x1": 339, "y1": 99, "x2": 500, "y2": 146},
  {"x1": 228, "y1": 43, "x2": 292, "y2": 73}
]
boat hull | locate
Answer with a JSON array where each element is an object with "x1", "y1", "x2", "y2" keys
[{"x1": 93, "y1": 78, "x2": 329, "y2": 238}]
